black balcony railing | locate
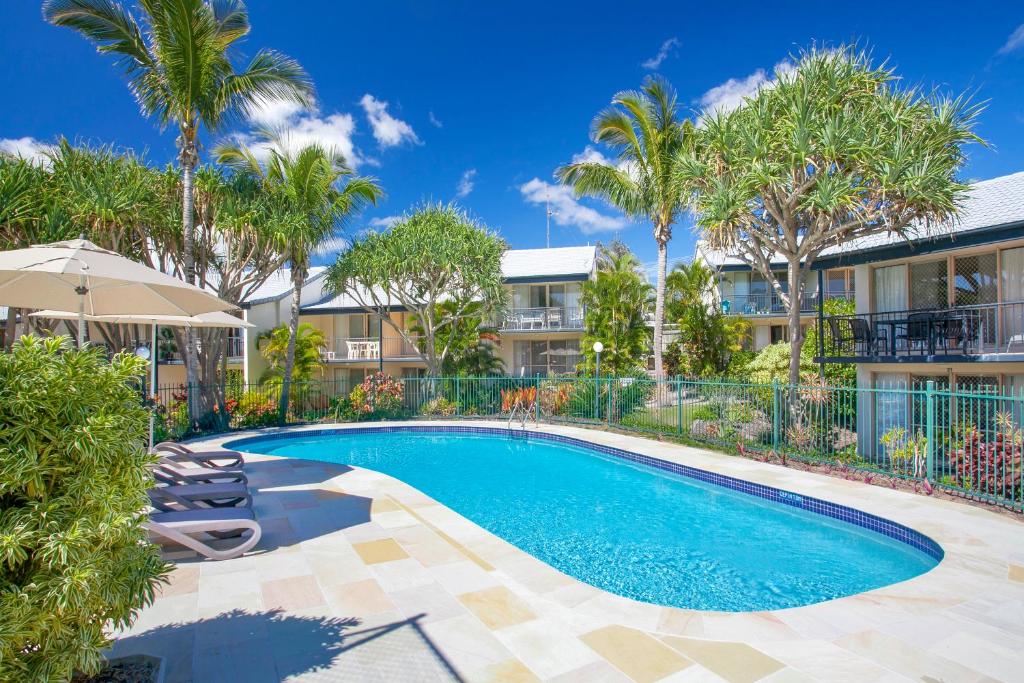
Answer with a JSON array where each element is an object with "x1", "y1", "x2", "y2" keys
[
  {"x1": 820, "y1": 301, "x2": 1024, "y2": 360},
  {"x1": 499, "y1": 307, "x2": 584, "y2": 331}
]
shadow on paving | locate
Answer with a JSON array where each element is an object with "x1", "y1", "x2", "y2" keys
[{"x1": 109, "y1": 609, "x2": 464, "y2": 682}]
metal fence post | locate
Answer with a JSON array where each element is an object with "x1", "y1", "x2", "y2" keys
[
  {"x1": 925, "y1": 379, "x2": 935, "y2": 481},
  {"x1": 676, "y1": 379, "x2": 683, "y2": 434},
  {"x1": 771, "y1": 379, "x2": 780, "y2": 451},
  {"x1": 606, "y1": 377, "x2": 613, "y2": 425},
  {"x1": 535, "y1": 374, "x2": 541, "y2": 423},
  {"x1": 455, "y1": 376, "x2": 461, "y2": 416}
]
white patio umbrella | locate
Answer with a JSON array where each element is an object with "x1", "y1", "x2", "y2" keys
[
  {"x1": 31, "y1": 309, "x2": 254, "y2": 452},
  {"x1": 0, "y1": 238, "x2": 233, "y2": 348}
]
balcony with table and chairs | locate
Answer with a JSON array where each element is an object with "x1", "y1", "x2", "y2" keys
[
  {"x1": 818, "y1": 301, "x2": 1024, "y2": 361},
  {"x1": 319, "y1": 335, "x2": 423, "y2": 362},
  {"x1": 498, "y1": 306, "x2": 584, "y2": 332}
]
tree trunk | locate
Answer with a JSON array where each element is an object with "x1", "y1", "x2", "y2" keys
[
  {"x1": 180, "y1": 149, "x2": 201, "y2": 422},
  {"x1": 786, "y1": 259, "x2": 805, "y2": 388},
  {"x1": 277, "y1": 269, "x2": 305, "y2": 425},
  {"x1": 652, "y1": 234, "x2": 668, "y2": 379},
  {"x1": 4, "y1": 306, "x2": 18, "y2": 351}
]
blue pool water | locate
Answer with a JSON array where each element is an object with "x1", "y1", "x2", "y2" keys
[{"x1": 229, "y1": 429, "x2": 940, "y2": 611}]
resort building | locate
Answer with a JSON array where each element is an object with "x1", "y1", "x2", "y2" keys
[
  {"x1": 240, "y1": 245, "x2": 597, "y2": 384},
  {"x1": 702, "y1": 171, "x2": 1024, "y2": 453}
]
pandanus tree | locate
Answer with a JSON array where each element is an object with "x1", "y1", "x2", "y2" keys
[
  {"x1": 557, "y1": 76, "x2": 695, "y2": 379},
  {"x1": 44, "y1": 0, "x2": 314, "y2": 413},
  {"x1": 216, "y1": 136, "x2": 382, "y2": 423},
  {"x1": 677, "y1": 46, "x2": 982, "y2": 393}
]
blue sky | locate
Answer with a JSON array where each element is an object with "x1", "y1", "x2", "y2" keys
[{"x1": 2, "y1": 2, "x2": 1022, "y2": 274}]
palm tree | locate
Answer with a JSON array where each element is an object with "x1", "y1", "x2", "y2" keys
[
  {"x1": 556, "y1": 76, "x2": 693, "y2": 379},
  {"x1": 44, "y1": 0, "x2": 314, "y2": 405},
  {"x1": 256, "y1": 322, "x2": 327, "y2": 384},
  {"x1": 217, "y1": 136, "x2": 382, "y2": 423},
  {"x1": 579, "y1": 245, "x2": 652, "y2": 377}
]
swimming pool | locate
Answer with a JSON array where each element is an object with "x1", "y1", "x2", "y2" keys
[{"x1": 228, "y1": 427, "x2": 941, "y2": 612}]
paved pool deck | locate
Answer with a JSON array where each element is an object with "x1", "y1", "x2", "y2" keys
[{"x1": 112, "y1": 421, "x2": 1024, "y2": 682}]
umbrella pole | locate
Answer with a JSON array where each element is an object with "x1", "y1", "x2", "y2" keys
[
  {"x1": 149, "y1": 322, "x2": 157, "y2": 453},
  {"x1": 76, "y1": 275, "x2": 86, "y2": 349}
]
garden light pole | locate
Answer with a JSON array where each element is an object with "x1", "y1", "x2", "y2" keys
[{"x1": 593, "y1": 341, "x2": 603, "y2": 420}]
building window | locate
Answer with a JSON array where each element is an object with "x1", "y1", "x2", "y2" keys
[
  {"x1": 826, "y1": 268, "x2": 854, "y2": 299},
  {"x1": 513, "y1": 339, "x2": 581, "y2": 376},
  {"x1": 770, "y1": 325, "x2": 788, "y2": 344},
  {"x1": 909, "y1": 259, "x2": 947, "y2": 310}
]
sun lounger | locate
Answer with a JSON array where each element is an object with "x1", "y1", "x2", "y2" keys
[
  {"x1": 144, "y1": 507, "x2": 262, "y2": 561},
  {"x1": 155, "y1": 441, "x2": 244, "y2": 469},
  {"x1": 153, "y1": 460, "x2": 247, "y2": 487},
  {"x1": 149, "y1": 481, "x2": 252, "y2": 510}
]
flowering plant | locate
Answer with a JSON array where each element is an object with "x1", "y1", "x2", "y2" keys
[{"x1": 350, "y1": 372, "x2": 405, "y2": 418}]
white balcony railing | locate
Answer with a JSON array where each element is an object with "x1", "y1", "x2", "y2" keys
[
  {"x1": 499, "y1": 307, "x2": 584, "y2": 331},
  {"x1": 320, "y1": 335, "x2": 423, "y2": 361}
]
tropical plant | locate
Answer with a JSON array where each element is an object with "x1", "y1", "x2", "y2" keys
[
  {"x1": 678, "y1": 45, "x2": 982, "y2": 389},
  {"x1": 217, "y1": 137, "x2": 382, "y2": 422},
  {"x1": 348, "y1": 372, "x2": 405, "y2": 419},
  {"x1": 744, "y1": 342, "x2": 817, "y2": 385},
  {"x1": 556, "y1": 77, "x2": 695, "y2": 378},
  {"x1": 407, "y1": 299, "x2": 505, "y2": 376},
  {"x1": 802, "y1": 297, "x2": 857, "y2": 387},
  {"x1": 45, "y1": 0, "x2": 315, "y2": 405},
  {"x1": 0, "y1": 336, "x2": 168, "y2": 681},
  {"x1": 327, "y1": 204, "x2": 507, "y2": 376},
  {"x1": 950, "y1": 413, "x2": 1023, "y2": 498},
  {"x1": 256, "y1": 322, "x2": 327, "y2": 384},
  {"x1": 232, "y1": 389, "x2": 278, "y2": 428},
  {"x1": 664, "y1": 260, "x2": 750, "y2": 377},
  {"x1": 579, "y1": 243, "x2": 651, "y2": 376}
]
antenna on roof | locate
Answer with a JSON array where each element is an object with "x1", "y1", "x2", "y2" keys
[{"x1": 545, "y1": 195, "x2": 557, "y2": 248}]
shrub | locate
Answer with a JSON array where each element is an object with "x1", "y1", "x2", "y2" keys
[
  {"x1": 232, "y1": 390, "x2": 277, "y2": 428},
  {"x1": 349, "y1": 373, "x2": 405, "y2": 420},
  {"x1": 949, "y1": 413, "x2": 1023, "y2": 498},
  {"x1": 0, "y1": 337, "x2": 168, "y2": 681},
  {"x1": 421, "y1": 396, "x2": 457, "y2": 417}
]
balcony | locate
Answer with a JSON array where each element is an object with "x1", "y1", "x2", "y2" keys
[
  {"x1": 720, "y1": 291, "x2": 853, "y2": 317},
  {"x1": 320, "y1": 335, "x2": 423, "y2": 362},
  {"x1": 158, "y1": 335, "x2": 244, "y2": 363},
  {"x1": 817, "y1": 301, "x2": 1024, "y2": 362},
  {"x1": 498, "y1": 307, "x2": 583, "y2": 332}
]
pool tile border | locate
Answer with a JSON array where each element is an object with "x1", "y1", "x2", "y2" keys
[{"x1": 225, "y1": 425, "x2": 944, "y2": 562}]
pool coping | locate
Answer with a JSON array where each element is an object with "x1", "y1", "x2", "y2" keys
[
  {"x1": 225, "y1": 424, "x2": 945, "y2": 565},
  {"x1": 199, "y1": 420, "x2": 1024, "y2": 625}
]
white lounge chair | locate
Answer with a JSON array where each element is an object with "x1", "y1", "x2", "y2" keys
[
  {"x1": 144, "y1": 507, "x2": 262, "y2": 561},
  {"x1": 153, "y1": 460, "x2": 247, "y2": 487},
  {"x1": 149, "y1": 481, "x2": 253, "y2": 510}
]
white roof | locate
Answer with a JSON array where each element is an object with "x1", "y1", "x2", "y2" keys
[
  {"x1": 243, "y1": 267, "x2": 327, "y2": 305},
  {"x1": 302, "y1": 246, "x2": 598, "y2": 312},
  {"x1": 303, "y1": 284, "x2": 400, "y2": 312},
  {"x1": 501, "y1": 246, "x2": 596, "y2": 280},
  {"x1": 697, "y1": 171, "x2": 1024, "y2": 268}
]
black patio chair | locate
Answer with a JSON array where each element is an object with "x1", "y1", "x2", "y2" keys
[
  {"x1": 934, "y1": 314, "x2": 967, "y2": 353},
  {"x1": 896, "y1": 311, "x2": 932, "y2": 354},
  {"x1": 827, "y1": 317, "x2": 854, "y2": 355},
  {"x1": 849, "y1": 317, "x2": 884, "y2": 355}
]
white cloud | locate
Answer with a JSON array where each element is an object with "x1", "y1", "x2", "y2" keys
[
  {"x1": 360, "y1": 94, "x2": 421, "y2": 148},
  {"x1": 998, "y1": 24, "x2": 1024, "y2": 55},
  {"x1": 428, "y1": 111, "x2": 443, "y2": 128},
  {"x1": 642, "y1": 37, "x2": 680, "y2": 70},
  {"x1": 0, "y1": 136, "x2": 53, "y2": 165},
  {"x1": 455, "y1": 169, "x2": 476, "y2": 198},
  {"x1": 519, "y1": 178, "x2": 628, "y2": 235},
  {"x1": 241, "y1": 97, "x2": 362, "y2": 168},
  {"x1": 698, "y1": 60, "x2": 793, "y2": 114},
  {"x1": 571, "y1": 146, "x2": 613, "y2": 166},
  {"x1": 312, "y1": 234, "x2": 350, "y2": 257},
  {"x1": 368, "y1": 215, "x2": 401, "y2": 229}
]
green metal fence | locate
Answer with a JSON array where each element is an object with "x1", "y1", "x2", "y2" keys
[{"x1": 153, "y1": 375, "x2": 1023, "y2": 512}]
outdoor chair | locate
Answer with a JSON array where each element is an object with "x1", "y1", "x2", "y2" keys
[
  {"x1": 827, "y1": 317, "x2": 854, "y2": 355},
  {"x1": 143, "y1": 507, "x2": 262, "y2": 561},
  {"x1": 935, "y1": 314, "x2": 968, "y2": 353},
  {"x1": 149, "y1": 480, "x2": 252, "y2": 511},
  {"x1": 849, "y1": 317, "x2": 885, "y2": 355},
  {"x1": 897, "y1": 312, "x2": 932, "y2": 353},
  {"x1": 153, "y1": 460, "x2": 247, "y2": 487},
  {"x1": 156, "y1": 441, "x2": 243, "y2": 469}
]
